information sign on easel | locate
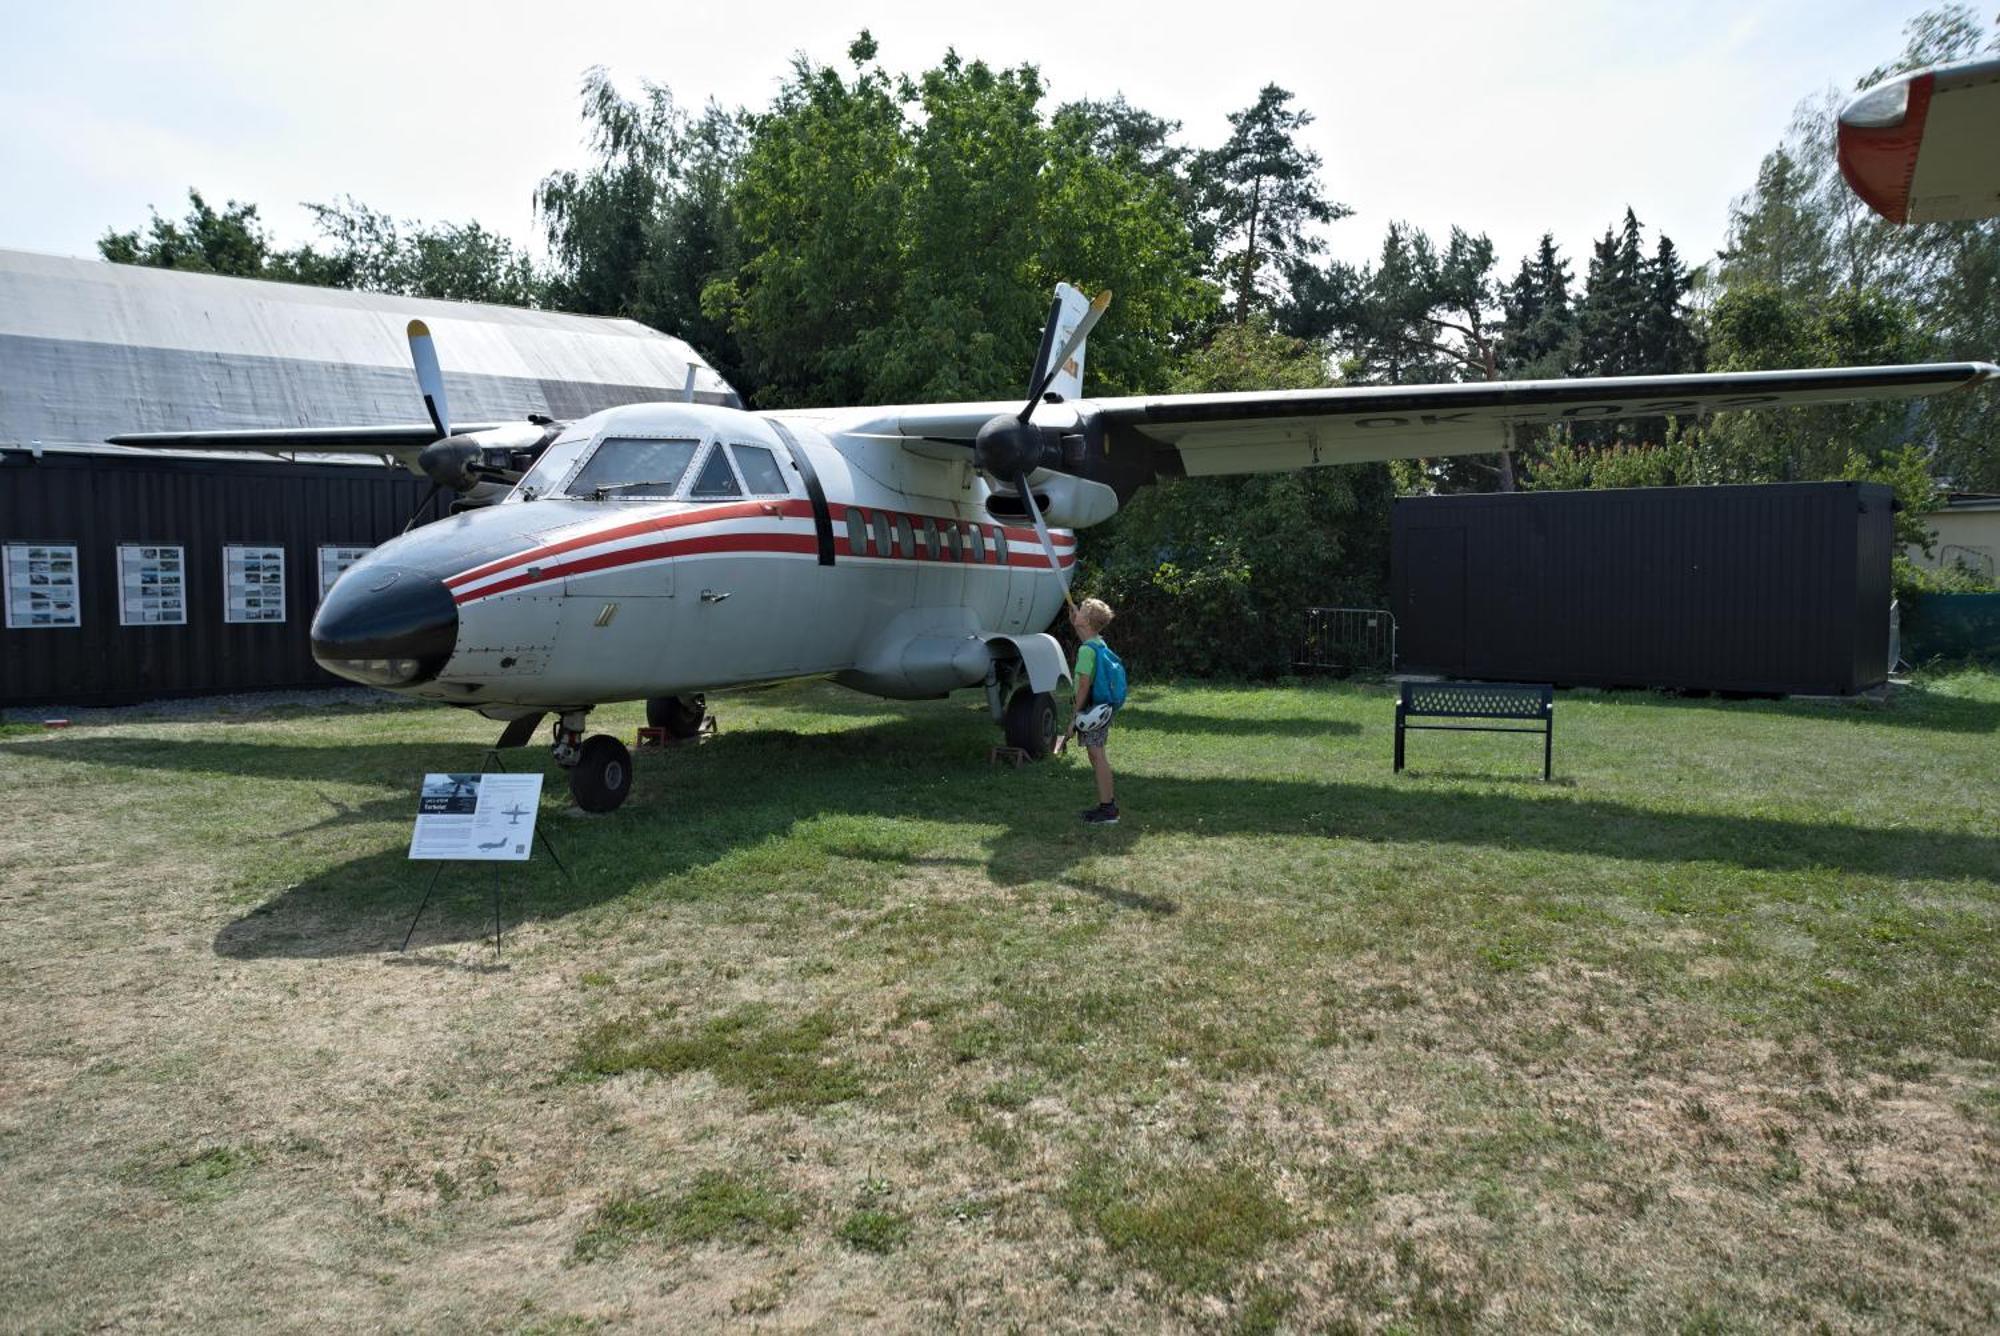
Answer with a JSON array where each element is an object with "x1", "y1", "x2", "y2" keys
[
  {"x1": 402, "y1": 764, "x2": 565, "y2": 953},
  {"x1": 409, "y1": 772, "x2": 544, "y2": 861}
]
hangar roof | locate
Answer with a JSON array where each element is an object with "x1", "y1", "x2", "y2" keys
[{"x1": 0, "y1": 248, "x2": 739, "y2": 455}]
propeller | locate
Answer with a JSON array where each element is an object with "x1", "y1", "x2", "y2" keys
[
  {"x1": 408, "y1": 319, "x2": 451, "y2": 437},
  {"x1": 971, "y1": 290, "x2": 1111, "y2": 607},
  {"x1": 401, "y1": 319, "x2": 511, "y2": 529}
]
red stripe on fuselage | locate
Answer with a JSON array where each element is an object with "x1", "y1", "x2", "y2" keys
[
  {"x1": 449, "y1": 497, "x2": 1075, "y2": 595},
  {"x1": 447, "y1": 500, "x2": 1073, "y2": 592},
  {"x1": 446, "y1": 499, "x2": 812, "y2": 589},
  {"x1": 457, "y1": 531, "x2": 820, "y2": 602},
  {"x1": 452, "y1": 526, "x2": 1074, "y2": 603}
]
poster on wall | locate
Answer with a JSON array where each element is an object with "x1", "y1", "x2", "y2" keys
[
  {"x1": 223, "y1": 545, "x2": 286, "y2": 623},
  {"x1": 408, "y1": 773, "x2": 543, "y2": 861},
  {"x1": 118, "y1": 545, "x2": 188, "y2": 626},
  {"x1": 4, "y1": 543, "x2": 81, "y2": 629},
  {"x1": 318, "y1": 545, "x2": 372, "y2": 601}
]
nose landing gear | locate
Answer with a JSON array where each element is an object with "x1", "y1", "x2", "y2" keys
[{"x1": 552, "y1": 715, "x2": 633, "y2": 813}]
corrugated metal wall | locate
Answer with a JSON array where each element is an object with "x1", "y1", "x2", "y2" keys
[
  {"x1": 1, "y1": 451, "x2": 442, "y2": 706},
  {"x1": 1391, "y1": 482, "x2": 1893, "y2": 695}
]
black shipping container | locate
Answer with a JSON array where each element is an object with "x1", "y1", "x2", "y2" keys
[
  {"x1": 2, "y1": 449, "x2": 441, "y2": 706},
  {"x1": 1391, "y1": 482, "x2": 1895, "y2": 696}
]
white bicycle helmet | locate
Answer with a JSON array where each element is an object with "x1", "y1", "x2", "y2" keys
[{"x1": 1074, "y1": 702, "x2": 1115, "y2": 733}]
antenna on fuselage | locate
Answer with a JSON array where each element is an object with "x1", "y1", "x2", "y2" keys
[{"x1": 681, "y1": 366, "x2": 698, "y2": 404}]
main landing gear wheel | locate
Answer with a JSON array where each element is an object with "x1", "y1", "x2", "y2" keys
[
  {"x1": 1003, "y1": 688, "x2": 1059, "y2": 758},
  {"x1": 646, "y1": 693, "x2": 707, "y2": 739},
  {"x1": 569, "y1": 734, "x2": 633, "y2": 813}
]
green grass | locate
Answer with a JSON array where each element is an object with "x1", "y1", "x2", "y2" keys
[
  {"x1": 156, "y1": 1145, "x2": 257, "y2": 1203},
  {"x1": 2, "y1": 671, "x2": 1998, "y2": 1329},
  {"x1": 1062, "y1": 1154, "x2": 1295, "y2": 1294},
  {"x1": 834, "y1": 1206, "x2": 911, "y2": 1254},
  {"x1": 571, "y1": 1171, "x2": 804, "y2": 1262},
  {"x1": 569, "y1": 1004, "x2": 865, "y2": 1109}
]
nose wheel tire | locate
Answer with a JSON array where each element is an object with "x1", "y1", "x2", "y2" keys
[
  {"x1": 1003, "y1": 689, "x2": 1058, "y2": 758},
  {"x1": 645, "y1": 693, "x2": 707, "y2": 739},
  {"x1": 569, "y1": 734, "x2": 633, "y2": 813}
]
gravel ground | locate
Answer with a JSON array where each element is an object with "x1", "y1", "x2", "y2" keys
[{"x1": 2, "y1": 686, "x2": 430, "y2": 725}]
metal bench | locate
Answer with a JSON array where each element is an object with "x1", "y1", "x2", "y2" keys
[{"x1": 1394, "y1": 681, "x2": 1554, "y2": 780}]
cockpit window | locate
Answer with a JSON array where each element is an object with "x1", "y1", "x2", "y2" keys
[
  {"x1": 730, "y1": 445, "x2": 790, "y2": 497},
  {"x1": 689, "y1": 446, "x2": 743, "y2": 499},
  {"x1": 564, "y1": 437, "x2": 700, "y2": 499},
  {"x1": 512, "y1": 434, "x2": 592, "y2": 501}
]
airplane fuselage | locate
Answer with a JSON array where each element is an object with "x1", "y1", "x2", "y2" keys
[{"x1": 310, "y1": 401, "x2": 1079, "y2": 715}]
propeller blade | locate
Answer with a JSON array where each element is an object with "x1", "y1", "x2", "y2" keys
[
  {"x1": 1016, "y1": 476, "x2": 1075, "y2": 611},
  {"x1": 407, "y1": 319, "x2": 451, "y2": 438},
  {"x1": 1018, "y1": 289, "x2": 1111, "y2": 422},
  {"x1": 402, "y1": 480, "x2": 443, "y2": 534}
]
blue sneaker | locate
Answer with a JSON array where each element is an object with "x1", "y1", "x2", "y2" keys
[{"x1": 1081, "y1": 802, "x2": 1120, "y2": 825}]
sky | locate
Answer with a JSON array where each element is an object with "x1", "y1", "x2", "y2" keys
[{"x1": 0, "y1": 0, "x2": 1944, "y2": 286}]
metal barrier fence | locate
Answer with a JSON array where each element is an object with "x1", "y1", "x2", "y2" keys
[{"x1": 1297, "y1": 607, "x2": 1397, "y2": 674}]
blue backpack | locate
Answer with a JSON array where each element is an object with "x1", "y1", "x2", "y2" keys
[{"x1": 1087, "y1": 638, "x2": 1128, "y2": 709}]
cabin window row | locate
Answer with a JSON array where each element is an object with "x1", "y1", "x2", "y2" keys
[
  {"x1": 3, "y1": 542, "x2": 374, "y2": 630},
  {"x1": 841, "y1": 509, "x2": 1013, "y2": 565}
]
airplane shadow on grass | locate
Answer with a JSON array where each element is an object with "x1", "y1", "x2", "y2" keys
[{"x1": 7, "y1": 715, "x2": 1998, "y2": 959}]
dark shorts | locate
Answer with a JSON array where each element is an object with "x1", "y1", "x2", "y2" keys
[{"x1": 1077, "y1": 713, "x2": 1114, "y2": 750}]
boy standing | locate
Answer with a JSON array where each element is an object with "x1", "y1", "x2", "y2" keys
[{"x1": 1060, "y1": 597, "x2": 1120, "y2": 825}]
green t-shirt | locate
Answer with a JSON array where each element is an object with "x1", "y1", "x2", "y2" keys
[{"x1": 1074, "y1": 638, "x2": 1102, "y2": 681}]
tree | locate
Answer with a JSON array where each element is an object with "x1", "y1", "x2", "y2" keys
[
  {"x1": 1568, "y1": 209, "x2": 1701, "y2": 444},
  {"x1": 536, "y1": 69, "x2": 746, "y2": 381},
  {"x1": 1573, "y1": 209, "x2": 1647, "y2": 377},
  {"x1": 1637, "y1": 235, "x2": 1699, "y2": 375},
  {"x1": 1498, "y1": 233, "x2": 1576, "y2": 379},
  {"x1": 102, "y1": 188, "x2": 545, "y2": 306},
  {"x1": 702, "y1": 36, "x2": 912, "y2": 407},
  {"x1": 1193, "y1": 86, "x2": 1350, "y2": 323},
  {"x1": 1085, "y1": 323, "x2": 1392, "y2": 676},
  {"x1": 290, "y1": 198, "x2": 545, "y2": 305},
  {"x1": 1700, "y1": 281, "x2": 1930, "y2": 482},
  {"x1": 1717, "y1": 148, "x2": 1833, "y2": 295},
  {"x1": 99, "y1": 190, "x2": 281, "y2": 278},
  {"x1": 1304, "y1": 223, "x2": 1518, "y2": 491},
  {"x1": 1708, "y1": 5, "x2": 2000, "y2": 490},
  {"x1": 707, "y1": 35, "x2": 1208, "y2": 408}
]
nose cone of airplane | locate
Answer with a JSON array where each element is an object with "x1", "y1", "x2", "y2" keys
[{"x1": 311, "y1": 565, "x2": 458, "y2": 688}]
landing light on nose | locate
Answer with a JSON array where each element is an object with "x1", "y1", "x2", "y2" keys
[{"x1": 311, "y1": 564, "x2": 458, "y2": 687}]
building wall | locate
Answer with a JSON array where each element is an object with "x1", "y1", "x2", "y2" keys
[
  {"x1": 1391, "y1": 482, "x2": 1895, "y2": 695},
  {"x1": 1904, "y1": 504, "x2": 2000, "y2": 583},
  {"x1": 1, "y1": 451, "x2": 441, "y2": 706}
]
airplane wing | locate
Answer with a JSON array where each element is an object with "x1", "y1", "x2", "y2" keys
[
  {"x1": 1082, "y1": 363, "x2": 1999, "y2": 484},
  {"x1": 896, "y1": 361, "x2": 1997, "y2": 501},
  {"x1": 1839, "y1": 56, "x2": 2000, "y2": 224},
  {"x1": 104, "y1": 424, "x2": 510, "y2": 456}
]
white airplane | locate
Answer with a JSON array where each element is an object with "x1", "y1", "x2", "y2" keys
[
  {"x1": 1839, "y1": 55, "x2": 2000, "y2": 223},
  {"x1": 112, "y1": 286, "x2": 1998, "y2": 810}
]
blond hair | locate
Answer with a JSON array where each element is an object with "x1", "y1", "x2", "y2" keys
[{"x1": 1076, "y1": 597, "x2": 1115, "y2": 633}]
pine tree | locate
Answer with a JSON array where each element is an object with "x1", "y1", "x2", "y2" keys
[
  {"x1": 1499, "y1": 232, "x2": 1574, "y2": 377},
  {"x1": 1193, "y1": 86, "x2": 1350, "y2": 323},
  {"x1": 1639, "y1": 235, "x2": 1699, "y2": 374}
]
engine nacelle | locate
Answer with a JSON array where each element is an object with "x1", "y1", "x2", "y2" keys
[{"x1": 985, "y1": 471, "x2": 1120, "y2": 531}]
